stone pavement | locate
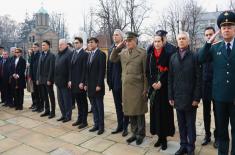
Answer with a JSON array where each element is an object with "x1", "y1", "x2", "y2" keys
[{"x1": 0, "y1": 85, "x2": 217, "y2": 155}]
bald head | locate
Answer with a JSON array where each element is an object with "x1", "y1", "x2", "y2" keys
[{"x1": 59, "y1": 39, "x2": 68, "y2": 52}]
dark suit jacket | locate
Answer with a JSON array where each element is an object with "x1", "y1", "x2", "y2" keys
[
  {"x1": 0, "y1": 58, "x2": 12, "y2": 81},
  {"x1": 69, "y1": 49, "x2": 88, "y2": 93},
  {"x1": 107, "y1": 44, "x2": 122, "y2": 91},
  {"x1": 36, "y1": 50, "x2": 55, "y2": 85},
  {"x1": 10, "y1": 57, "x2": 26, "y2": 89},
  {"x1": 30, "y1": 51, "x2": 41, "y2": 81},
  {"x1": 86, "y1": 49, "x2": 106, "y2": 98},
  {"x1": 54, "y1": 47, "x2": 72, "y2": 88},
  {"x1": 168, "y1": 49, "x2": 202, "y2": 111}
]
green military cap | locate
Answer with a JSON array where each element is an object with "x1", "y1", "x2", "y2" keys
[
  {"x1": 125, "y1": 31, "x2": 139, "y2": 40},
  {"x1": 217, "y1": 11, "x2": 235, "y2": 28}
]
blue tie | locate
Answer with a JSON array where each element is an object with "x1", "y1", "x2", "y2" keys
[{"x1": 227, "y1": 43, "x2": 232, "y2": 56}]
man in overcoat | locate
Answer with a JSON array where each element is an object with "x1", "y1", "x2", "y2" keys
[{"x1": 110, "y1": 31, "x2": 148, "y2": 145}]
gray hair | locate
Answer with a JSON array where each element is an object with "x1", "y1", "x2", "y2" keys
[
  {"x1": 177, "y1": 31, "x2": 190, "y2": 41},
  {"x1": 114, "y1": 29, "x2": 124, "y2": 39},
  {"x1": 59, "y1": 38, "x2": 68, "y2": 44}
]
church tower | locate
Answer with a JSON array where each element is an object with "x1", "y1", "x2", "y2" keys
[{"x1": 35, "y1": 6, "x2": 49, "y2": 30}]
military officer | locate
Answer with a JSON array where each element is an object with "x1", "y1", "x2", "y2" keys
[
  {"x1": 110, "y1": 32, "x2": 148, "y2": 145},
  {"x1": 199, "y1": 11, "x2": 235, "y2": 155}
]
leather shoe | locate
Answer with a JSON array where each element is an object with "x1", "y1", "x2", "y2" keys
[
  {"x1": 136, "y1": 138, "x2": 143, "y2": 145},
  {"x1": 78, "y1": 123, "x2": 88, "y2": 129},
  {"x1": 32, "y1": 108, "x2": 38, "y2": 112},
  {"x1": 57, "y1": 117, "x2": 65, "y2": 121},
  {"x1": 97, "y1": 129, "x2": 104, "y2": 135},
  {"x1": 161, "y1": 141, "x2": 167, "y2": 150},
  {"x1": 72, "y1": 120, "x2": 82, "y2": 126},
  {"x1": 187, "y1": 151, "x2": 195, "y2": 155},
  {"x1": 126, "y1": 136, "x2": 136, "y2": 144},
  {"x1": 111, "y1": 127, "x2": 123, "y2": 134},
  {"x1": 201, "y1": 136, "x2": 211, "y2": 145},
  {"x1": 154, "y1": 138, "x2": 162, "y2": 147},
  {"x1": 175, "y1": 147, "x2": 187, "y2": 155},
  {"x1": 89, "y1": 127, "x2": 98, "y2": 132},
  {"x1": 62, "y1": 118, "x2": 71, "y2": 123},
  {"x1": 40, "y1": 112, "x2": 50, "y2": 117},
  {"x1": 16, "y1": 106, "x2": 23, "y2": 110},
  {"x1": 2, "y1": 104, "x2": 8, "y2": 107},
  {"x1": 48, "y1": 113, "x2": 55, "y2": 119},
  {"x1": 37, "y1": 108, "x2": 44, "y2": 113},
  {"x1": 122, "y1": 129, "x2": 128, "y2": 137},
  {"x1": 213, "y1": 140, "x2": 218, "y2": 148}
]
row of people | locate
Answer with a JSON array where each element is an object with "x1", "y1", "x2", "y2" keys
[{"x1": 0, "y1": 10, "x2": 234, "y2": 155}]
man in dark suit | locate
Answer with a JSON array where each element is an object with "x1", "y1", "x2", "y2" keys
[
  {"x1": 55, "y1": 39, "x2": 73, "y2": 123},
  {"x1": 36, "y1": 40, "x2": 56, "y2": 119},
  {"x1": 199, "y1": 11, "x2": 235, "y2": 155},
  {"x1": 10, "y1": 48, "x2": 26, "y2": 110},
  {"x1": 107, "y1": 29, "x2": 129, "y2": 137},
  {"x1": 168, "y1": 32, "x2": 201, "y2": 155},
  {"x1": 30, "y1": 42, "x2": 44, "y2": 112},
  {"x1": 201, "y1": 27, "x2": 218, "y2": 148},
  {"x1": 68, "y1": 37, "x2": 88, "y2": 128},
  {"x1": 0, "y1": 46, "x2": 4, "y2": 103},
  {"x1": 85, "y1": 37, "x2": 106, "y2": 135},
  {"x1": 0, "y1": 51, "x2": 13, "y2": 107}
]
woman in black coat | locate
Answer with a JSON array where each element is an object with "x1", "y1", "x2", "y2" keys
[{"x1": 146, "y1": 32, "x2": 175, "y2": 150}]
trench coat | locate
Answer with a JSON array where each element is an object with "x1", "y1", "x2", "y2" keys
[{"x1": 110, "y1": 46, "x2": 148, "y2": 116}]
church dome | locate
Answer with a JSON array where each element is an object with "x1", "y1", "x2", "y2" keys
[{"x1": 37, "y1": 6, "x2": 48, "y2": 14}]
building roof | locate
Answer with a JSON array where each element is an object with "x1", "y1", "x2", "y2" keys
[{"x1": 37, "y1": 6, "x2": 48, "y2": 14}]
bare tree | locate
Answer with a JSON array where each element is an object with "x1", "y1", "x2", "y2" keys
[
  {"x1": 0, "y1": 15, "x2": 19, "y2": 49},
  {"x1": 125, "y1": 0, "x2": 150, "y2": 34},
  {"x1": 49, "y1": 12, "x2": 69, "y2": 39},
  {"x1": 158, "y1": 0, "x2": 203, "y2": 49},
  {"x1": 96, "y1": 0, "x2": 129, "y2": 43}
]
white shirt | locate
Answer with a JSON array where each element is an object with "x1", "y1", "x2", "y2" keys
[
  {"x1": 76, "y1": 48, "x2": 82, "y2": 54},
  {"x1": 15, "y1": 57, "x2": 19, "y2": 66},
  {"x1": 92, "y1": 48, "x2": 98, "y2": 54},
  {"x1": 225, "y1": 38, "x2": 234, "y2": 50}
]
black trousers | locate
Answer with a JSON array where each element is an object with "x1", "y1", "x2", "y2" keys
[
  {"x1": 57, "y1": 87, "x2": 72, "y2": 119},
  {"x1": 89, "y1": 96, "x2": 104, "y2": 130},
  {"x1": 14, "y1": 88, "x2": 24, "y2": 108},
  {"x1": 215, "y1": 101, "x2": 235, "y2": 155},
  {"x1": 73, "y1": 91, "x2": 88, "y2": 124},
  {"x1": 202, "y1": 99, "x2": 217, "y2": 139},
  {"x1": 130, "y1": 115, "x2": 145, "y2": 139},
  {"x1": 176, "y1": 109, "x2": 197, "y2": 153},
  {"x1": 31, "y1": 81, "x2": 43, "y2": 109},
  {"x1": 1, "y1": 81, "x2": 13, "y2": 105},
  {"x1": 112, "y1": 89, "x2": 129, "y2": 130},
  {"x1": 40, "y1": 84, "x2": 55, "y2": 113}
]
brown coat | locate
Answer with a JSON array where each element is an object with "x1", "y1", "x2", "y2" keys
[{"x1": 110, "y1": 46, "x2": 148, "y2": 116}]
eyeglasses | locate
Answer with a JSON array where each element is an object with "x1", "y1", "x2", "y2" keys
[{"x1": 73, "y1": 42, "x2": 79, "y2": 44}]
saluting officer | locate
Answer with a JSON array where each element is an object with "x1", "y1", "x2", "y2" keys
[
  {"x1": 199, "y1": 11, "x2": 235, "y2": 155},
  {"x1": 110, "y1": 32, "x2": 148, "y2": 145}
]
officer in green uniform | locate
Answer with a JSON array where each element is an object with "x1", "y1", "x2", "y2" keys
[
  {"x1": 110, "y1": 31, "x2": 148, "y2": 145},
  {"x1": 199, "y1": 11, "x2": 235, "y2": 155}
]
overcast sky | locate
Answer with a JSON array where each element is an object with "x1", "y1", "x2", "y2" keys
[{"x1": 0, "y1": 0, "x2": 231, "y2": 37}]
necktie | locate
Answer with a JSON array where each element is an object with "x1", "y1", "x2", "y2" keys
[
  {"x1": 90, "y1": 51, "x2": 95, "y2": 63},
  {"x1": 41, "y1": 52, "x2": 45, "y2": 61},
  {"x1": 227, "y1": 43, "x2": 232, "y2": 56},
  {"x1": 72, "y1": 51, "x2": 78, "y2": 64}
]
